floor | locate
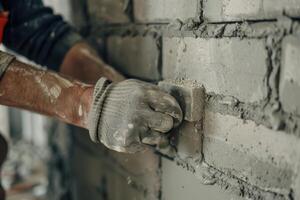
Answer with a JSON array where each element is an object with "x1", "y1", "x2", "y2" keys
[{"x1": 1, "y1": 141, "x2": 49, "y2": 200}]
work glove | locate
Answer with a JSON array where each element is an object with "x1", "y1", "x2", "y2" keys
[{"x1": 88, "y1": 78, "x2": 183, "y2": 153}]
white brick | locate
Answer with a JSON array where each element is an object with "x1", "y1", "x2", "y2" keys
[
  {"x1": 280, "y1": 35, "x2": 300, "y2": 116},
  {"x1": 264, "y1": 0, "x2": 300, "y2": 17},
  {"x1": 87, "y1": 0, "x2": 130, "y2": 24},
  {"x1": 204, "y1": 0, "x2": 300, "y2": 22},
  {"x1": 203, "y1": 112, "x2": 300, "y2": 194},
  {"x1": 107, "y1": 36, "x2": 161, "y2": 81},
  {"x1": 134, "y1": 0, "x2": 199, "y2": 22},
  {"x1": 163, "y1": 37, "x2": 268, "y2": 103}
]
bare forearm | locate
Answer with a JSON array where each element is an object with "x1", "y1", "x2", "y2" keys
[
  {"x1": 0, "y1": 60, "x2": 93, "y2": 128},
  {"x1": 0, "y1": 42, "x2": 124, "y2": 129},
  {"x1": 60, "y1": 42, "x2": 125, "y2": 84}
]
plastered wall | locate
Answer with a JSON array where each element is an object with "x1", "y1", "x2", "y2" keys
[{"x1": 61, "y1": 0, "x2": 300, "y2": 199}]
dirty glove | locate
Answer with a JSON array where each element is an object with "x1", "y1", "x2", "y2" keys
[{"x1": 88, "y1": 78, "x2": 183, "y2": 153}]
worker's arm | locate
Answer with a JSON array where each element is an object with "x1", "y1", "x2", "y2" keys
[
  {"x1": 0, "y1": 0, "x2": 184, "y2": 153},
  {"x1": 3, "y1": 0, "x2": 124, "y2": 84},
  {"x1": 0, "y1": 56, "x2": 93, "y2": 128},
  {"x1": 60, "y1": 42, "x2": 124, "y2": 84},
  {"x1": 0, "y1": 52, "x2": 183, "y2": 153}
]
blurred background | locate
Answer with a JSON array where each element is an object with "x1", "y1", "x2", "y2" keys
[
  {"x1": 2, "y1": 0, "x2": 300, "y2": 200},
  {"x1": 0, "y1": 1, "x2": 72, "y2": 199}
]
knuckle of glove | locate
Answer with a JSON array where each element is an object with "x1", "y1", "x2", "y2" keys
[
  {"x1": 148, "y1": 113, "x2": 173, "y2": 133},
  {"x1": 133, "y1": 87, "x2": 147, "y2": 97},
  {"x1": 103, "y1": 127, "x2": 145, "y2": 153}
]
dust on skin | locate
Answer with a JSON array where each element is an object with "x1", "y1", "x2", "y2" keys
[
  {"x1": 52, "y1": 72, "x2": 75, "y2": 88},
  {"x1": 78, "y1": 104, "x2": 83, "y2": 117},
  {"x1": 8, "y1": 64, "x2": 63, "y2": 104},
  {"x1": 34, "y1": 76, "x2": 62, "y2": 104},
  {"x1": 33, "y1": 69, "x2": 89, "y2": 106},
  {"x1": 8, "y1": 64, "x2": 47, "y2": 77},
  {"x1": 50, "y1": 85, "x2": 62, "y2": 99}
]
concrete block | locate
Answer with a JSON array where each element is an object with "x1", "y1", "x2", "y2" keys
[
  {"x1": 158, "y1": 80, "x2": 205, "y2": 122},
  {"x1": 174, "y1": 122, "x2": 202, "y2": 161},
  {"x1": 108, "y1": 149, "x2": 160, "y2": 199},
  {"x1": 107, "y1": 36, "x2": 161, "y2": 81},
  {"x1": 163, "y1": 37, "x2": 268, "y2": 103},
  {"x1": 263, "y1": 0, "x2": 300, "y2": 17},
  {"x1": 280, "y1": 35, "x2": 300, "y2": 116},
  {"x1": 87, "y1": 0, "x2": 130, "y2": 24},
  {"x1": 109, "y1": 150, "x2": 159, "y2": 177},
  {"x1": 71, "y1": 129, "x2": 160, "y2": 199},
  {"x1": 203, "y1": 0, "x2": 300, "y2": 22},
  {"x1": 71, "y1": 144, "x2": 110, "y2": 200},
  {"x1": 161, "y1": 158, "x2": 243, "y2": 200},
  {"x1": 133, "y1": 0, "x2": 199, "y2": 23},
  {"x1": 71, "y1": 143, "x2": 149, "y2": 200},
  {"x1": 203, "y1": 111, "x2": 300, "y2": 194}
]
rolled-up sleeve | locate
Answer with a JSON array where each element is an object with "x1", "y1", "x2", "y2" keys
[
  {"x1": 2, "y1": 0, "x2": 83, "y2": 71},
  {"x1": 0, "y1": 50, "x2": 14, "y2": 79}
]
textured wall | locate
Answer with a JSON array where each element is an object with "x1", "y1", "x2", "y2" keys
[{"x1": 68, "y1": 0, "x2": 300, "y2": 199}]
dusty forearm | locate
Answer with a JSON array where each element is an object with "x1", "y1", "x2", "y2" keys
[{"x1": 0, "y1": 60, "x2": 93, "y2": 128}]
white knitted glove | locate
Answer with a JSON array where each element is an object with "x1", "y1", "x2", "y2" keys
[{"x1": 88, "y1": 78, "x2": 183, "y2": 153}]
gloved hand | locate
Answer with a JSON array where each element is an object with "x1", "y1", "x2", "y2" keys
[{"x1": 88, "y1": 78, "x2": 183, "y2": 153}]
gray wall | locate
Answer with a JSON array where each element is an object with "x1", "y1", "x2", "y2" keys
[{"x1": 64, "y1": 0, "x2": 300, "y2": 199}]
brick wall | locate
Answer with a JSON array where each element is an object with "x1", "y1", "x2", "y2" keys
[{"x1": 68, "y1": 0, "x2": 300, "y2": 199}]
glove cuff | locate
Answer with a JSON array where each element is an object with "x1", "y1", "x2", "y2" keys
[{"x1": 88, "y1": 77, "x2": 112, "y2": 143}]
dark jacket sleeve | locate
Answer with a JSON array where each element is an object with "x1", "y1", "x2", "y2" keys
[{"x1": 2, "y1": 0, "x2": 83, "y2": 71}]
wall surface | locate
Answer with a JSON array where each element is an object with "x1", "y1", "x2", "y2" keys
[{"x1": 66, "y1": 0, "x2": 300, "y2": 199}]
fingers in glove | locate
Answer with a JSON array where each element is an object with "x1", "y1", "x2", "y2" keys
[
  {"x1": 141, "y1": 130, "x2": 169, "y2": 147},
  {"x1": 146, "y1": 89, "x2": 183, "y2": 127},
  {"x1": 145, "y1": 111, "x2": 174, "y2": 133}
]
